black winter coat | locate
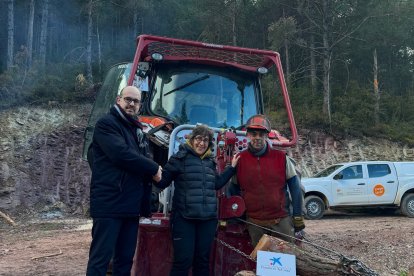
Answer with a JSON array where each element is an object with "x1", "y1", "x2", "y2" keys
[
  {"x1": 90, "y1": 106, "x2": 159, "y2": 218},
  {"x1": 156, "y1": 144, "x2": 236, "y2": 219}
]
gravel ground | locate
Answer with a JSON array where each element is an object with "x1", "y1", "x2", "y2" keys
[{"x1": 0, "y1": 212, "x2": 413, "y2": 276}]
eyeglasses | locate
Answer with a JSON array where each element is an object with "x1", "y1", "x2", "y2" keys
[
  {"x1": 123, "y1": 97, "x2": 141, "y2": 105},
  {"x1": 194, "y1": 136, "x2": 209, "y2": 144}
]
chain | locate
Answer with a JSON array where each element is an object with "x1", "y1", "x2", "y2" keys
[
  {"x1": 340, "y1": 256, "x2": 380, "y2": 276},
  {"x1": 233, "y1": 218, "x2": 379, "y2": 276},
  {"x1": 215, "y1": 237, "x2": 256, "y2": 262}
]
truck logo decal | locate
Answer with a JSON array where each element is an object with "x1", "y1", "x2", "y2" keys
[{"x1": 373, "y1": 184, "x2": 385, "y2": 196}]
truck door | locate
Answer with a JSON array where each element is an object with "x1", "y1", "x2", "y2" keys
[
  {"x1": 332, "y1": 164, "x2": 368, "y2": 205},
  {"x1": 366, "y1": 163, "x2": 398, "y2": 204}
]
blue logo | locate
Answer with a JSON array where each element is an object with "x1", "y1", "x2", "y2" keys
[{"x1": 270, "y1": 257, "x2": 282, "y2": 266}]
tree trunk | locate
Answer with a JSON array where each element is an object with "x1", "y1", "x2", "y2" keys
[
  {"x1": 310, "y1": 34, "x2": 317, "y2": 92},
  {"x1": 321, "y1": 0, "x2": 332, "y2": 125},
  {"x1": 96, "y1": 15, "x2": 102, "y2": 76},
  {"x1": 27, "y1": 0, "x2": 35, "y2": 69},
  {"x1": 7, "y1": 0, "x2": 14, "y2": 70},
  {"x1": 284, "y1": 38, "x2": 291, "y2": 88},
  {"x1": 133, "y1": 13, "x2": 138, "y2": 38},
  {"x1": 86, "y1": 0, "x2": 93, "y2": 85},
  {"x1": 373, "y1": 48, "x2": 380, "y2": 126},
  {"x1": 322, "y1": 48, "x2": 332, "y2": 123},
  {"x1": 133, "y1": 1, "x2": 139, "y2": 38},
  {"x1": 232, "y1": 0, "x2": 237, "y2": 46},
  {"x1": 39, "y1": 0, "x2": 49, "y2": 67}
]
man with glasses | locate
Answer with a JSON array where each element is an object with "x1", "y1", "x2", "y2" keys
[
  {"x1": 232, "y1": 114, "x2": 305, "y2": 246},
  {"x1": 86, "y1": 85, "x2": 162, "y2": 275}
]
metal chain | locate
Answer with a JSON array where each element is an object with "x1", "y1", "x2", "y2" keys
[
  {"x1": 215, "y1": 237, "x2": 256, "y2": 262},
  {"x1": 231, "y1": 218, "x2": 379, "y2": 276},
  {"x1": 238, "y1": 217, "x2": 350, "y2": 258}
]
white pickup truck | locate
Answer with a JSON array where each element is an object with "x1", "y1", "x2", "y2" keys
[{"x1": 302, "y1": 161, "x2": 414, "y2": 219}]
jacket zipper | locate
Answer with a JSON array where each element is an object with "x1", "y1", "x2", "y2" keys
[{"x1": 202, "y1": 159, "x2": 206, "y2": 206}]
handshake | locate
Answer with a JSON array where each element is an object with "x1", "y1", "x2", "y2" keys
[{"x1": 152, "y1": 166, "x2": 162, "y2": 182}]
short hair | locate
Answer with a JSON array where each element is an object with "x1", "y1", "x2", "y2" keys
[{"x1": 189, "y1": 124, "x2": 214, "y2": 148}]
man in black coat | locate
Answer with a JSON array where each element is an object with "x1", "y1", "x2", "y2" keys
[{"x1": 86, "y1": 86, "x2": 162, "y2": 276}]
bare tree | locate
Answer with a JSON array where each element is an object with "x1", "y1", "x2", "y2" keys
[
  {"x1": 268, "y1": 16, "x2": 297, "y2": 88},
  {"x1": 96, "y1": 16, "x2": 102, "y2": 76},
  {"x1": 321, "y1": 0, "x2": 331, "y2": 121},
  {"x1": 7, "y1": 0, "x2": 14, "y2": 70},
  {"x1": 231, "y1": 0, "x2": 237, "y2": 46},
  {"x1": 300, "y1": 0, "x2": 370, "y2": 124},
  {"x1": 309, "y1": 36, "x2": 317, "y2": 92},
  {"x1": 373, "y1": 48, "x2": 380, "y2": 125},
  {"x1": 27, "y1": 0, "x2": 35, "y2": 68},
  {"x1": 39, "y1": 0, "x2": 49, "y2": 67},
  {"x1": 86, "y1": 0, "x2": 93, "y2": 85}
]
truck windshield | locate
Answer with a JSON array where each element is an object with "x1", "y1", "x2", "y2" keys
[
  {"x1": 314, "y1": 164, "x2": 343, "y2": 177},
  {"x1": 150, "y1": 64, "x2": 259, "y2": 128}
]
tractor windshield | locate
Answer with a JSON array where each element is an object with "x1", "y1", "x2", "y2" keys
[{"x1": 150, "y1": 64, "x2": 260, "y2": 129}]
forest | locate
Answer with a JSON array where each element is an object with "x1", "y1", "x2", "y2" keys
[{"x1": 1, "y1": 0, "x2": 414, "y2": 144}]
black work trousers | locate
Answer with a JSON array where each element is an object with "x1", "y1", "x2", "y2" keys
[
  {"x1": 170, "y1": 213, "x2": 218, "y2": 276},
  {"x1": 86, "y1": 217, "x2": 139, "y2": 276}
]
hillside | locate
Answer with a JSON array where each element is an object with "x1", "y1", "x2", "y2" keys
[
  {"x1": 0, "y1": 105, "x2": 91, "y2": 217},
  {"x1": 1, "y1": 104, "x2": 414, "y2": 217}
]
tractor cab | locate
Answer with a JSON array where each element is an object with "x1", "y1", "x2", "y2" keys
[{"x1": 83, "y1": 35, "x2": 297, "y2": 275}]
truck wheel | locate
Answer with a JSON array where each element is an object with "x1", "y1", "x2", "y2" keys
[
  {"x1": 401, "y1": 193, "x2": 414, "y2": 218},
  {"x1": 304, "y1": 195, "x2": 325, "y2": 220}
]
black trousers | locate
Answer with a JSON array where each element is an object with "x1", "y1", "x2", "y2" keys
[
  {"x1": 86, "y1": 217, "x2": 139, "y2": 276},
  {"x1": 170, "y1": 213, "x2": 218, "y2": 276}
]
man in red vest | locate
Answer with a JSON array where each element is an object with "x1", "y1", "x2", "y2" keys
[{"x1": 235, "y1": 114, "x2": 305, "y2": 246}]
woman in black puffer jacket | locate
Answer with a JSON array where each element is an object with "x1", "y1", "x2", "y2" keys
[{"x1": 154, "y1": 125, "x2": 240, "y2": 276}]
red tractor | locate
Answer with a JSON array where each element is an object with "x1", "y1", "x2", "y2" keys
[{"x1": 83, "y1": 34, "x2": 297, "y2": 275}]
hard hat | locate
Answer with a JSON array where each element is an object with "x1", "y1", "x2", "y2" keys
[{"x1": 245, "y1": 114, "x2": 271, "y2": 133}]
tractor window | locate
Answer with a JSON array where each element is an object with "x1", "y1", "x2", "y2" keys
[
  {"x1": 150, "y1": 64, "x2": 258, "y2": 128},
  {"x1": 82, "y1": 63, "x2": 132, "y2": 160}
]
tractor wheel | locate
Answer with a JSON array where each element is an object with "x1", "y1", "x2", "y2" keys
[
  {"x1": 401, "y1": 193, "x2": 414, "y2": 218},
  {"x1": 304, "y1": 195, "x2": 325, "y2": 220}
]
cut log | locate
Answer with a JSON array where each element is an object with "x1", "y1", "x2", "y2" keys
[
  {"x1": 0, "y1": 210, "x2": 17, "y2": 226},
  {"x1": 251, "y1": 234, "x2": 339, "y2": 276},
  {"x1": 245, "y1": 234, "x2": 378, "y2": 276},
  {"x1": 31, "y1": 248, "x2": 63, "y2": 260}
]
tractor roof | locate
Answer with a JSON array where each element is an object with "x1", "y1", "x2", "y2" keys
[{"x1": 133, "y1": 35, "x2": 280, "y2": 72}]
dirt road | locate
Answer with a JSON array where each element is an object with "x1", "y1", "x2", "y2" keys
[{"x1": 0, "y1": 213, "x2": 413, "y2": 276}]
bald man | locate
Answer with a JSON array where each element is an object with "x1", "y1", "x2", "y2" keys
[{"x1": 86, "y1": 86, "x2": 162, "y2": 275}]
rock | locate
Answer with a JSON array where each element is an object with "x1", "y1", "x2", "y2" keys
[
  {"x1": 0, "y1": 162, "x2": 10, "y2": 182},
  {"x1": 15, "y1": 119, "x2": 24, "y2": 125}
]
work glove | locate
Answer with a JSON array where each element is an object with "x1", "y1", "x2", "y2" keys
[{"x1": 292, "y1": 216, "x2": 305, "y2": 232}]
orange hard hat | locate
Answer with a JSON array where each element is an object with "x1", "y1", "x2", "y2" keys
[{"x1": 245, "y1": 114, "x2": 271, "y2": 133}]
